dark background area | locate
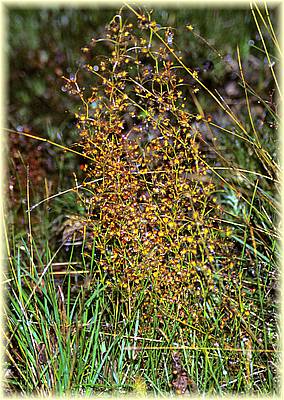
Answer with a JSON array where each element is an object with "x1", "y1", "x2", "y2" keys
[
  {"x1": 9, "y1": 7, "x2": 273, "y2": 133},
  {"x1": 7, "y1": 6, "x2": 278, "y2": 231}
]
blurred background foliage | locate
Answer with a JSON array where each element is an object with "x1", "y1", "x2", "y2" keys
[
  {"x1": 7, "y1": 6, "x2": 278, "y2": 231},
  {"x1": 8, "y1": 7, "x2": 275, "y2": 133}
]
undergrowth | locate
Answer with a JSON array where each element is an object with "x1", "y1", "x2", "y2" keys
[{"x1": 5, "y1": 4, "x2": 280, "y2": 396}]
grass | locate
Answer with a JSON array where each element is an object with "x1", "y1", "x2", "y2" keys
[
  {"x1": 5, "y1": 3, "x2": 280, "y2": 396},
  {"x1": 5, "y1": 229, "x2": 279, "y2": 394},
  {"x1": 5, "y1": 230, "x2": 279, "y2": 394}
]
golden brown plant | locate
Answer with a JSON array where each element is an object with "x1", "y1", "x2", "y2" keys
[{"x1": 69, "y1": 8, "x2": 240, "y2": 334}]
